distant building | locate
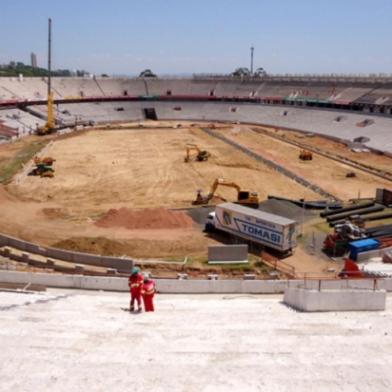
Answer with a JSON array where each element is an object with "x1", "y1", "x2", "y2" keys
[{"x1": 30, "y1": 52, "x2": 37, "y2": 68}]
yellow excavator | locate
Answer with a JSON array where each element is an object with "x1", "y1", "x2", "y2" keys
[
  {"x1": 192, "y1": 178, "x2": 259, "y2": 208},
  {"x1": 184, "y1": 144, "x2": 211, "y2": 163}
]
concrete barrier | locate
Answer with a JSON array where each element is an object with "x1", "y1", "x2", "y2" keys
[
  {"x1": 208, "y1": 245, "x2": 248, "y2": 264},
  {"x1": 1, "y1": 270, "x2": 391, "y2": 294},
  {"x1": 0, "y1": 232, "x2": 134, "y2": 272},
  {"x1": 284, "y1": 287, "x2": 386, "y2": 311}
]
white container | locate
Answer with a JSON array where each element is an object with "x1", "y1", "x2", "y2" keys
[{"x1": 212, "y1": 202, "x2": 298, "y2": 253}]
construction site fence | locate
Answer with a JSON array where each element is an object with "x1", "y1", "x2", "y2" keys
[
  {"x1": 0, "y1": 232, "x2": 133, "y2": 273},
  {"x1": 260, "y1": 258, "x2": 296, "y2": 278}
]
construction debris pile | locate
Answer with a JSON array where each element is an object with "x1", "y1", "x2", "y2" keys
[{"x1": 321, "y1": 193, "x2": 392, "y2": 277}]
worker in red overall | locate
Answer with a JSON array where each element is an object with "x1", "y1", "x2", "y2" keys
[
  {"x1": 141, "y1": 277, "x2": 156, "y2": 312},
  {"x1": 128, "y1": 267, "x2": 143, "y2": 312}
]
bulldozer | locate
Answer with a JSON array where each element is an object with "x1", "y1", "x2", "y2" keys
[
  {"x1": 184, "y1": 144, "x2": 211, "y2": 163},
  {"x1": 28, "y1": 156, "x2": 55, "y2": 178},
  {"x1": 299, "y1": 150, "x2": 313, "y2": 161},
  {"x1": 192, "y1": 178, "x2": 259, "y2": 208}
]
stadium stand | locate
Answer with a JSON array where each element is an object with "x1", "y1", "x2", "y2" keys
[
  {"x1": 96, "y1": 78, "x2": 147, "y2": 96},
  {"x1": 0, "y1": 108, "x2": 45, "y2": 139},
  {"x1": 0, "y1": 77, "x2": 47, "y2": 100},
  {"x1": 2, "y1": 76, "x2": 392, "y2": 149}
]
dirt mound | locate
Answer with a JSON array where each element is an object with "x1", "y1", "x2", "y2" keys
[
  {"x1": 52, "y1": 237, "x2": 131, "y2": 256},
  {"x1": 95, "y1": 207, "x2": 194, "y2": 230}
]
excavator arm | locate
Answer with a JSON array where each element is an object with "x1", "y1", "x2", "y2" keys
[
  {"x1": 209, "y1": 178, "x2": 241, "y2": 197},
  {"x1": 184, "y1": 144, "x2": 211, "y2": 163},
  {"x1": 192, "y1": 178, "x2": 259, "y2": 208}
]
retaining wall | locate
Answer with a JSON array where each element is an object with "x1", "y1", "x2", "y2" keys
[
  {"x1": 2, "y1": 270, "x2": 392, "y2": 293},
  {"x1": 0, "y1": 233, "x2": 133, "y2": 273}
]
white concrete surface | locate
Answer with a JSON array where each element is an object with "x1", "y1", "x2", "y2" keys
[
  {"x1": 284, "y1": 287, "x2": 386, "y2": 311},
  {"x1": 1, "y1": 290, "x2": 392, "y2": 391}
]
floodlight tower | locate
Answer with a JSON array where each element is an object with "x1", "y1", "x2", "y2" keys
[{"x1": 250, "y1": 46, "x2": 254, "y2": 75}]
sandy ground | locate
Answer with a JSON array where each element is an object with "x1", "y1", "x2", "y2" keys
[
  {"x1": 7, "y1": 126, "x2": 319, "y2": 214},
  {"x1": 1, "y1": 122, "x2": 391, "y2": 274},
  {"x1": 1, "y1": 290, "x2": 392, "y2": 392},
  {"x1": 218, "y1": 125, "x2": 392, "y2": 200},
  {"x1": 0, "y1": 125, "x2": 319, "y2": 263},
  {"x1": 262, "y1": 125, "x2": 392, "y2": 175}
]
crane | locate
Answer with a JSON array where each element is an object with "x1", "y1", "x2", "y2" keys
[
  {"x1": 192, "y1": 178, "x2": 259, "y2": 208},
  {"x1": 37, "y1": 18, "x2": 56, "y2": 136},
  {"x1": 184, "y1": 144, "x2": 211, "y2": 163}
]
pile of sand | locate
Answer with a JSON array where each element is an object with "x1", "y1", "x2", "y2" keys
[{"x1": 95, "y1": 207, "x2": 194, "y2": 230}]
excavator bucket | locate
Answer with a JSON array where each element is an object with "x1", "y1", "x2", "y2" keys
[{"x1": 192, "y1": 190, "x2": 210, "y2": 205}]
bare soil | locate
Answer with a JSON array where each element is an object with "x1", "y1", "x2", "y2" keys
[
  {"x1": 1, "y1": 121, "x2": 391, "y2": 276},
  {"x1": 95, "y1": 207, "x2": 194, "y2": 230},
  {"x1": 261, "y1": 126, "x2": 392, "y2": 175},
  {"x1": 217, "y1": 125, "x2": 392, "y2": 200}
]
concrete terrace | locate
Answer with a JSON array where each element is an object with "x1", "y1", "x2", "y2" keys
[{"x1": 1, "y1": 289, "x2": 392, "y2": 391}]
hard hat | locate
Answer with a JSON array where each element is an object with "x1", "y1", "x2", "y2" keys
[{"x1": 131, "y1": 267, "x2": 140, "y2": 275}]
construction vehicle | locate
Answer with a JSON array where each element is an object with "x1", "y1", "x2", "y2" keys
[
  {"x1": 28, "y1": 155, "x2": 55, "y2": 178},
  {"x1": 36, "y1": 92, "x2": 55, "y2": 135},
  {"x1": 184, "y1": 144, "x2": 211, "y2": 163},
  {"x1": 37, "y1": 19, "x2": 56, "y2": 136},
  {"x1": 29, "y1": 163, "x2": 55, "y2": 178},
  {"x1": 299, "y1": 150, "x2": 313, "y2": 161},
  {"x1": 192, "y1": 178, "x2": 259, "y2": 208},
  {"x1": 205, "y1": 203, "x2": 297, "y2": 254},
  {"x1": 34, "y1": 156, "x2": 56, "y2": 166}
]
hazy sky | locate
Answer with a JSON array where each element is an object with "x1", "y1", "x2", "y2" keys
[{"x1": 1, "y1": 0, "x2": 392, "y2": 75}]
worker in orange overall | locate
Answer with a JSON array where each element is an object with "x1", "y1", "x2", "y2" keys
[
  {"x1": 141, "y1": 276, "x2": 156, "y2": 312},
  {"x1": 128, "y1": 267, "x2": 143, "y2": 312}
]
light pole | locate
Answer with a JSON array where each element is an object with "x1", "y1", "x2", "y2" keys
[{"x1": 250, "y1": 46, "x2": 254, "y2": 75}]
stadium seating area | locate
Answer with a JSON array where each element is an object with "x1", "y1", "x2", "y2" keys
[
  {"x1": 1, "y1": 76, "x2": 392, "y2": 106},
  {"x1": 29, "y1": 100, "x2": 392, "y2": 153},
  {"x1": 1, "y1": 76, "x2": 392, "y2": 151}
]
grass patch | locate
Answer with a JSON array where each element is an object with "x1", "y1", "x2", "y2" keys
[{"x1": 0, "y1": 140, "x2": 48, "y2": 184}]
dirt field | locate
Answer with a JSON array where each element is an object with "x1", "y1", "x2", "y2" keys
[
  {"x1": 7, "y1": 126, "x2": 320, "y2": 216},
  {"x1": 261, "y1": 125, "x2": 392, "y2": 174},
  {"x1": 217, "y1": 125, "x2": 392, "y2": 200},
  {"x1": 1, "y1": 121, "x2": 391, "y2": 275}
]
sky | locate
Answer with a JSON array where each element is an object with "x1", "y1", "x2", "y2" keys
[{"x1": 1, "y1": 0, "x2": 392, "y2": 76}]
